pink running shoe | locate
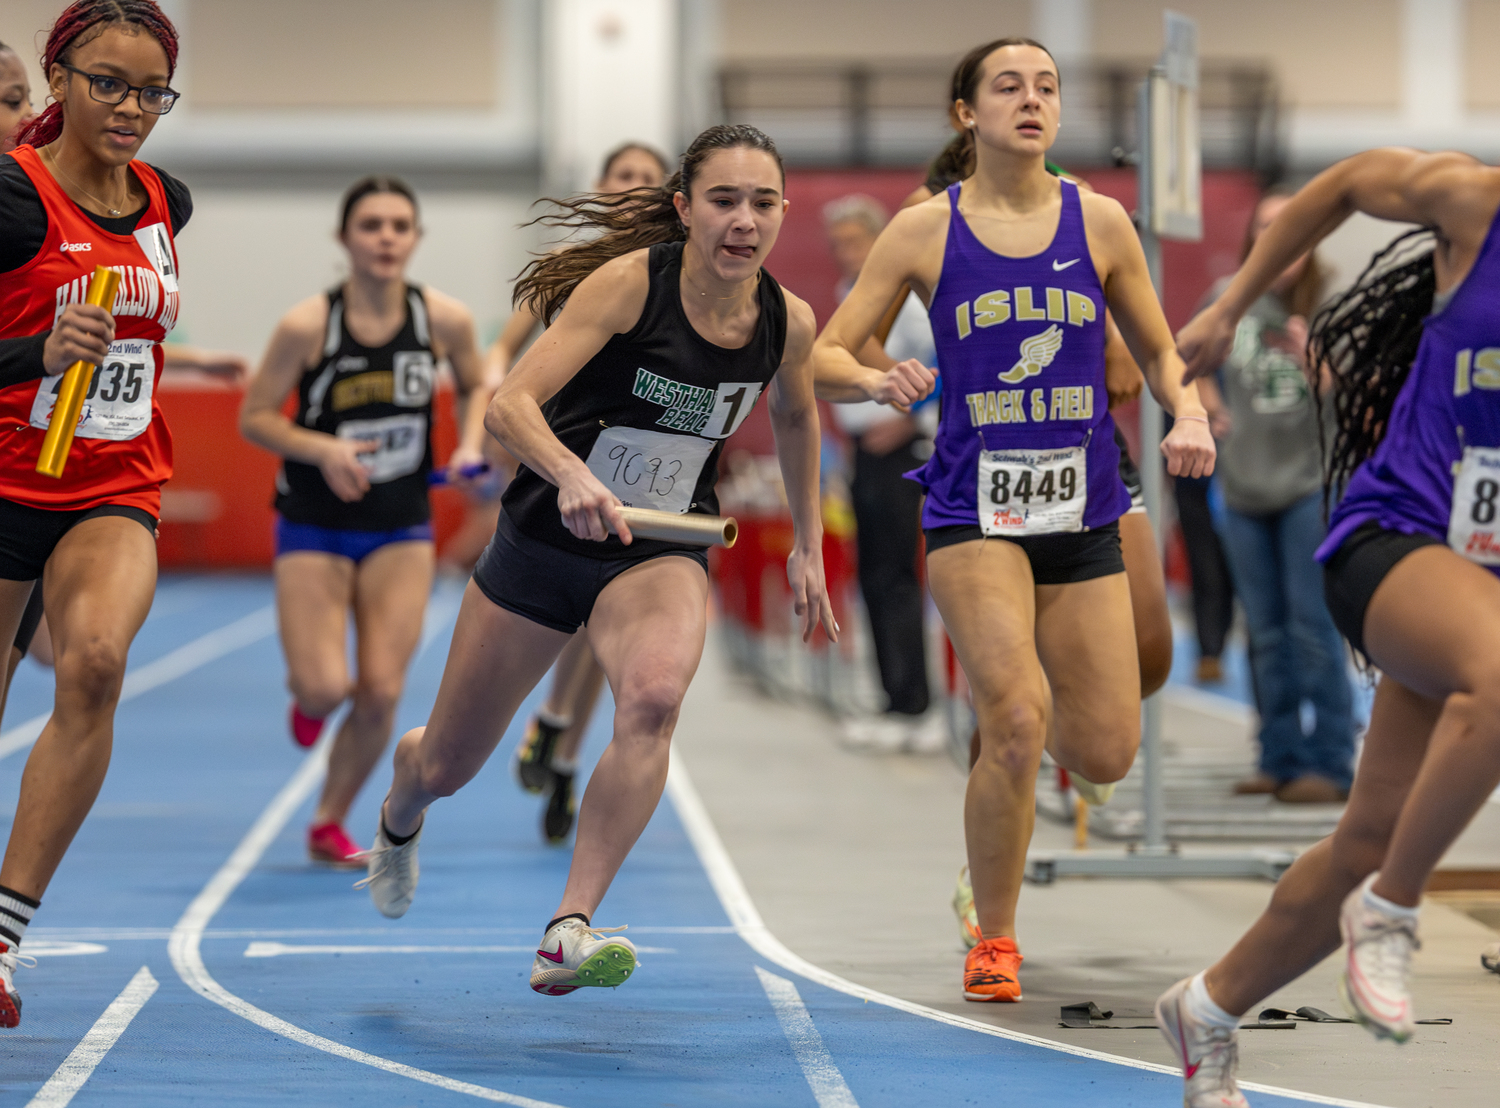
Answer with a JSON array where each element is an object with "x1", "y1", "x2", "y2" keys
[
  {"x1": 290, "y1": 705, "x2": 324, "y2": 748},
  {"x1": 308, "y1": 822, "x2": 365, "y2": 868}
]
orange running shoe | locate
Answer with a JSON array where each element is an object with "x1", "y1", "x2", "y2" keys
[{"x1": 964, "y1": 936, "x2": 1023, "y2": 1002}]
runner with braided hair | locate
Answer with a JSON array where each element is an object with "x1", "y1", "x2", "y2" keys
[{"x1": 1159, "y1": 147, "x2": 1500, "y2": 1107}]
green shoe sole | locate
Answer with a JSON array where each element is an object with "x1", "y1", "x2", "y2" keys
[{"x1": 573, "y1": 943, "x2": 637, "y2": 989}]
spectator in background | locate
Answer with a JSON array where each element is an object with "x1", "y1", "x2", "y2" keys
[
  {"x1": 823, "y1": 194, "x2": 939, "y2": 753},
  {"x1": 1198, "y1": 192, "x2": 1354, "y2": 803}
]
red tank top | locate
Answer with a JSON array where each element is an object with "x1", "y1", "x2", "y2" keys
[{"x1": 0, "y1": 145, "x2": 180, "y2": 514}]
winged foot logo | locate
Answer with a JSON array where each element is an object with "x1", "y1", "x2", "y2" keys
[{"x1": 999, "y1": 325, "x2": 1064, "y2": 384}]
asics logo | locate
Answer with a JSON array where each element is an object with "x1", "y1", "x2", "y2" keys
[
  {"x1": 1052, "y1": 258, "x2": 1079, "y2": 271},
  {"x1": 536, "y1": 944, "x2": 565, "y2": 964},
  {"x1": 60, "y1": 241, "x2": 93, "y2": 253}
]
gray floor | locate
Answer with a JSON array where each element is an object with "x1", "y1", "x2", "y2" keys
[{"x1": 674, "y1": 631, "x2": 1500, "y2": 1108}]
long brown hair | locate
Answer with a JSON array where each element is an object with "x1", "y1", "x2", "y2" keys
[
  {"x1": 512, "y1": 124, "x2": 784, "y2": 324},
  {"x1": 1242, "y1": 191, "x2": 1326, "y2": 320},
  {"x1": 926, "y1": 37, "x2": 1055, "y2": 193}
]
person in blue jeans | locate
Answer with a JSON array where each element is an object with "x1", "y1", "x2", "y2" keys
[{"x1": 1199, "y1": 192, "x2": 1354, "y2": 803}]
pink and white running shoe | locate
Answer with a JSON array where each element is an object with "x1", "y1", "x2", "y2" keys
[
  {"x1": 1155, "y1": 977, "x2": 1250, "y2": 1108},
  {"x1": 1338, "y1": 874, "x2": 1419, "y2": 1043}
]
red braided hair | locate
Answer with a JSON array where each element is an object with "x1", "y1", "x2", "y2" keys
[{"x1": 16, "y1": 0, "x2": 178, "y2": 149}]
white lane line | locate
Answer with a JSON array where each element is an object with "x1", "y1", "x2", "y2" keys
[
  {"x1": 417, "y1": 579, "x2": 465, "y2": 658},
  {"x1": 664, "y1": 755, "x2": 1393, "y2": 1108},
  {"x1": 755, "y1": 967, "x2": 859, "y2": 1108},
  {"x1": 0, "y1": 605, "x2": 277, "y2": 762},
  {"x1": 30, "y1": 924, "x2": 734, "y2": 941},
  {"x1": 26, "y1": 966, "x2": 158, "y2": 1108},
  {"x1": 16, "y1": 941, "x2": 107, "y2": 958},
  {"x1": 244, "y1": 942, "x2": 676, "y2": 958},
  {"x1": 166, "y1": 731, "x2": 570, "y2": 1108}
]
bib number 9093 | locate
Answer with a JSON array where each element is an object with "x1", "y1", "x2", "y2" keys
[
  {"x1": 978, "y1": 445, "x2": 1087, "y2": 536},
  {"x1": 1448, "y1": 446, "x2": 1500, "y2": 563}
]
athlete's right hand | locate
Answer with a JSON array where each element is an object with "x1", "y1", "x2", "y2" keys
[
  {"x1": 1175, "y1": 304, "x2": 1238, "y2": 385},
  {"x1": 558, "y1": 470, "x2": 631, "y2": 544},
  {"x1": 870, "y1": 358, "x2": 936, "y2": 411},
  {"x1": 43, "y1": 304, "x2": 115, "y2": 374},
  {"x1": 319, "y1": 437, "x2": 379, "y2": 502}
]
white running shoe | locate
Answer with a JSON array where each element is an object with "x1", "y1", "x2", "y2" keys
[
  {"x1": 1070, "y1": 773, "x2": 1117, "y2": 806},
  {"x1": 0, "y1": 941, "x2": 35, "y2": 1029},
  {"x1": 1155, "y1": 977, "x2": 1250, "y2": 1108},
  {"x1": 355, "y1": 817, "x2": 421, "y2": 919},
  {"x1": 1338, "y1": 874, "x2": 1419, "y2": 1042},
  {"x1": 530, "y1": 918, "x2": 638, "y2": 996}
]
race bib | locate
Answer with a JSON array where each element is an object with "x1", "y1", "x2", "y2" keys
[
  {"x1": 1448, "y1": 446, "x2": 1500, "y2": 564},
  {"x1": 338, "y1": 414, "x2": 427, "y2": 484},
  {"x1": 978, "y1": 445, "x2": 1087, "y2": 536},
  {"x1": 585, "y1": 425, "x2": 714, "y2": 515},
  {"x1": 30, "y1": 338, "x2": 156, "y2": 442}
]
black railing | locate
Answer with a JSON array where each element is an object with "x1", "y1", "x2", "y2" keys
[{"x1": 719, "y1": 59, "x2": 1282, "y2": 178}]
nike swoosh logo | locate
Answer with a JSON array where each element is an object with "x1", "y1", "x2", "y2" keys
[
  {"x1": 1052, "y1": 258, "x2": 1080, "y2": 271},
  {"x1": 1184, "y1": 1061, "x2": 1201, "y2": 1079},
  {"x1": 536, "y1": 945, "x2": 565, "y2": 964}
]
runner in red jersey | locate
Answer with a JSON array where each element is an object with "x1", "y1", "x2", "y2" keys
[{"x1": 0, "y1": 0, "x2": 186, "y2": 1030}]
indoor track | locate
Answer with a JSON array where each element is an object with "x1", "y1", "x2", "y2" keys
[{"x1": 1, "y1": 575, "x2": 1382, "y2": 1106}]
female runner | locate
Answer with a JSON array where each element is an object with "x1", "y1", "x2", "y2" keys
[
  {"x1": 0, "y1": 0, "x2": 188, "y2": 1029},
  {"x1": 893, "y1": 91, "x2": 1176, "y2": 950},
  {"x1": 240, "y1": 176, "x2": 487, "y2": 867},
  {"x1": 500, "y1": 142, "x2": 671, "y2": 846},
  {"x1": 361, "y1": 124, "x2": 836, "y2": 996},
  {"x1": 1158, "y1": 148, "x2": 1500, "y2": 1106},
  {"x1": 813, "y1": 37, "x2": 1213, "y2": 1003}
]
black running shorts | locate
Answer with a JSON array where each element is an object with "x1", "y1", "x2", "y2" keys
[
  {"x1": 472, "y1": 512, "x2": 709, "y2": 634},
  {"x1": 1322, "y1": 520, "x2": 1441, "y2": 658},
  {"x1": 0, "y1": 497, "x2": 158, "y2": 582},
  {"x1": 923, "y1": 520, "x2": 1124, "y2": 585},
  {"x1": 13, "y1": 583, "x2": 43, "y2": 656}
]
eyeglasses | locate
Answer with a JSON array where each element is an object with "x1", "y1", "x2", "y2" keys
[{"x1": 59, "y1": 63, "x2": 179, "y2": 115}]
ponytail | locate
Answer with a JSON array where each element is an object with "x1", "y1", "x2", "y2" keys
[
  {"x1": 513, "y1": 124, "x2": 783, "y2": 324},
  {"x1": 17, "y1": 0, "x2": 179, "y2": 149},
  {"x1": 1308, "y1": 228, "x2": 1436, "y2": 511}
]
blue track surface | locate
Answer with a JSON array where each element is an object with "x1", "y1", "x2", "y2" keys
[{"x1": 0, "y1": 575, "x2": 1357, "y2": 1106}]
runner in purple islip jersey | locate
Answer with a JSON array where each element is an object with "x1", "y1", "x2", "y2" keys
[{"x1": 1157, "y1": 148, "x2": 1500, "y2": 1108}]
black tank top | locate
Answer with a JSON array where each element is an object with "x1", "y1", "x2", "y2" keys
[
  {"x1": 275, "y1": 284, "x2": 437, "y2": 530},
  {"x1": 502, "y1": 240, "x2": 787, "y2": 559}
]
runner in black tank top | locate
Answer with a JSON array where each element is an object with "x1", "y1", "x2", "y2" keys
[
  {"x1": 363, "y1": 126, "x2": 837, "y2": 1000},
  {"x1": 275, "y1": 282, "x2": 438, "y2": 531},
  {"x1": 240, "y1": 177, "x2": 490, "y2": 868}
]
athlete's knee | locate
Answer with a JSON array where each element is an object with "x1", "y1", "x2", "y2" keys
[
  {"x1": 1073, "y1": 739, "x2": 1138, "y2": 785},
  {"x1": 352, "y1": 672, "x2": 405, "y2": 720},
  {"x1": 973, "y1": 694, "x2": 1046, "y2": 773},
  {"x1": 614, "y1": 676, "x2": 685, "y2": 739},
  {"x1": 56, "y1": 637, "x2": 127, "y2": 713},
  {"x1": 1136, "y1": 632, "x2": 1173, "y2": 698},
  {"x1": 288, "y1": 672, "x2": 349, "y2": 719}
]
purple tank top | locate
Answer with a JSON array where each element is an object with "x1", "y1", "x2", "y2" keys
[
  {"x1": 1319, "y1": 202, "x2": 1500, "y2": 574},
  {"x1": 909, "y1": 179, "x2": 1129, "y2": 531}
]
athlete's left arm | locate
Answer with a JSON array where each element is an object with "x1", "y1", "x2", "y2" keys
[
  {"x1": 1085, "y1": 194, "x2": 1216, "y2": 478},
  {"x1": 769, "y1": 294, "x2": 839, "y2": 644},
  {"x1": 426, "y1": 290, "x2": 492, "y2": 487}
]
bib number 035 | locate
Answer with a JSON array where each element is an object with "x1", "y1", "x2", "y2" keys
[
  {"x1": 1448, "y1": 446, "x2": 1500, "y2": 564},
  {"x1": 978, "y1": 445, "x2": 1087, "y2": 536},
  {"x1": 30, "y1": 338, "x2": 156, "y2": 442}
]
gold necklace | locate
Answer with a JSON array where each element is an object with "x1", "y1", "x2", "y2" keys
[{"x1": 43, "y1": 146, "x2": 127, "y2": 217}]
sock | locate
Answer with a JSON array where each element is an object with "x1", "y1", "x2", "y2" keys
[
  {"x1": 0, "y1": 884, "x2": 39, "y2": 950},
  {"x1": 544, "y1": 912, "x2": 589, "y2": 935},
  {"x1": 537, "y1": 709, "x2": 571, "y2": 733},
  {"x1": 1364, "y1": 879, "x2": 1420, "y2": 921},
  {"x1": 381, "y1": 816, "x2": 418, "y2": 847},
  {"x1": 550, "y1": 756, "x2": 578, "y2": 775},
  {"x1": 1186, "y1": 971, "x2": 1241, "y2": 1029}
]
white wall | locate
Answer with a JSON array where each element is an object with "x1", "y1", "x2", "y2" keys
[{"x1": 169, "y1": 189, "x2": 542, "y2": 358}]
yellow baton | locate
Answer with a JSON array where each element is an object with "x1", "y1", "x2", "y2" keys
[{"x1": 36, "y1": 265, "x2": 121, "y2": 479}]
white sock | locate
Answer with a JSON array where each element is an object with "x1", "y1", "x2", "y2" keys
[
  {"x1": 0, "y1": 885, "x2": 38, "y2": 950},
  {"x1": 1363, "y1": 876, "x2": 1419, "y2": 921},
  {"x1": 550, "y1": 756, "x2": 578, "y2": 774},
  {"x1": 537, "y1": 709, "x2": 571, "y2": 732},
  {"x1": 1185, "y1": 971, "x2": 1241, "y2": 1029}
]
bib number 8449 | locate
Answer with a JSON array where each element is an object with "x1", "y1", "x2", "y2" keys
[{"x1": 978, "y1": 445, "x2": 1087, "y2": 536}]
